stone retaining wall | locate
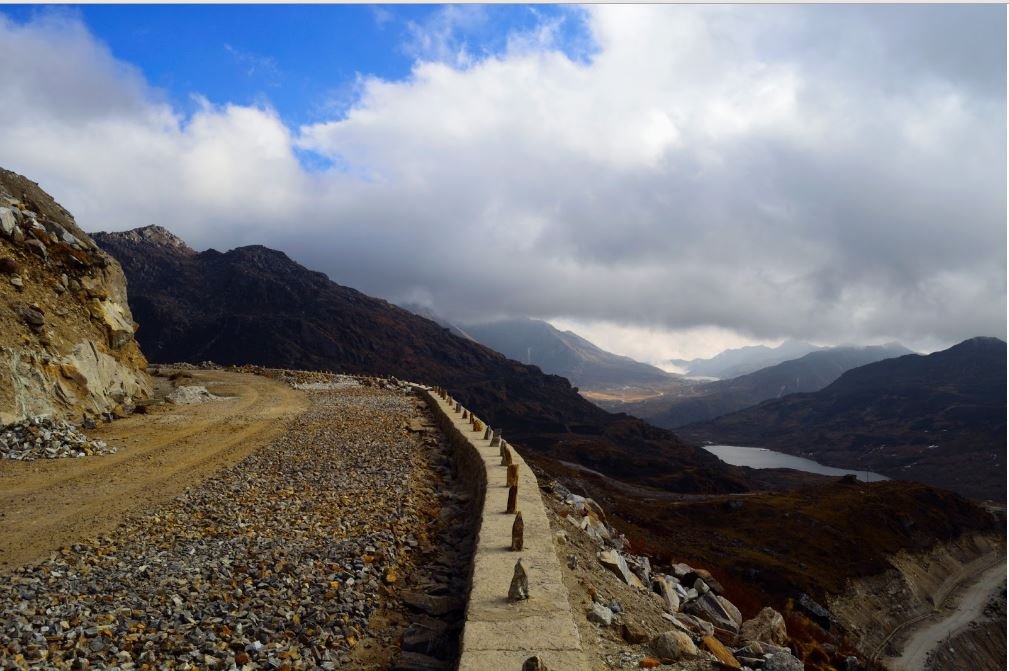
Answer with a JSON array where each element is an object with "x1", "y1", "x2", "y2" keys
[{"x1": 418, "y1": 387, "x2": 590, "y2": 671}]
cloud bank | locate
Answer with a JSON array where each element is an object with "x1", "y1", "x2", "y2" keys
[{"x1": 0, "y1": 6, "x2": 1004, "y2": 358}]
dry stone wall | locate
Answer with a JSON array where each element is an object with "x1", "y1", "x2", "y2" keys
[{"x1": 419, "y1": 386, "x2": 591, "y2": 671}]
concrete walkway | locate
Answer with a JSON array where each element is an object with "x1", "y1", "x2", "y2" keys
[{"x1": 424, "y1": 391, "x2": 590, "y2": 671}]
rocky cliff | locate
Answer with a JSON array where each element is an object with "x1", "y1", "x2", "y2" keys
[{"x1": 0, "y1": 169, "x2": 150, "y2": 424}]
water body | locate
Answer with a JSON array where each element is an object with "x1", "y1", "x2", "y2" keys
[{"x1": 704, "y1": 444, "x2": 889, "y2": 482}]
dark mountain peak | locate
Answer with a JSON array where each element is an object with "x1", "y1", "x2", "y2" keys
[{"x1": 948, "y1": 335, "x2": 1006, "y2": 352}]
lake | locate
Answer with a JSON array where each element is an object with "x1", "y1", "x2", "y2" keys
[{"x1": 703, "y1": 444, "x2": 889, "y2": 482}]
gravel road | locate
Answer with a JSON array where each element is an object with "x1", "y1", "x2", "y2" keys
[
  {"x1": 888, "y1": 557, "x2": 1007, "y2": 671},
  {"x1": 0, "y1": 370, "x2": 308, "y2": 570},
  {"x1": 1, "y1": 377, "x2": 470, "y2": 670}
]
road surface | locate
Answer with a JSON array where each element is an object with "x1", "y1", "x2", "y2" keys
[
  {"x1": 886, "y1": 556, "x2": 1007, "y2": 671},
  {"x1": 0, "y1": 370, "x2": 308, "y2": 570}
]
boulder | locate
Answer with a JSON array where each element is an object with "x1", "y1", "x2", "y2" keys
[
  {"x1": 717, "y1": 596, "x2": 743, "y2": 628},
  {"x1": 740, "y1": 606, "x2": 789, "y2": 646},
  {"x1": 735, "y1": 641, "x2": 791, "y2": 659},
  {"x1": 650, "y1": 630, "x2": 697, "y2": 660},
  {"x1": 694, "y1": 568, "x2": 725, "y2": 595},
  {"x1": 797, "y1": 593, "x2": 832, "y2": 630},
  {"x1": 598, "y1": 549, "x2": 645, "y2": 589},
  {"x1": 670, "y1": 612, "x2": 714, "y2": 639},
  {"x1": 0, "y1": 207, "x2": 15, "y2": 237},
  {"x1": 701, "y1": 636, "x2": 741, "y2": 670},
  {"x1": 686, "y1": 592, "x2": 740, "y2": 643},
  {"x1": 653, "y1": 577, "x2": 681, "y2": 613},
  {"x1": 627, "y1": 555, "x2": 652, "y2": 585},
  {"x1": 765, "y1": 650, "x2": 804, "y2": 671},
  {"x1": 622, "y1": 621, "x2": 650, "y2": 644},
  {"x1": 588, "y1": 602, "x2": 614, "y2": 626}
]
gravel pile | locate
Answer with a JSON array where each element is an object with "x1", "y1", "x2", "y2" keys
[
  {"x1": 165, "y1": 385, "x2": 223, "y2": 405},
  {"x1": 0, "y1": 384, "x2": 472, "y2": 670},
  {"x1": 0, "y1": 417, "x2": 113, "y2": 461}
]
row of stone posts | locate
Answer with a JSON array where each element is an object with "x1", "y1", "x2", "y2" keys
[{"x1": 432, "y1": 386, "x2": 550, "y2": 671}]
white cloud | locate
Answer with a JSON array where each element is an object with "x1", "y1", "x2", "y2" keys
[{"x1": 0, "y1": 6, "x2": 1004, "y2": 360}]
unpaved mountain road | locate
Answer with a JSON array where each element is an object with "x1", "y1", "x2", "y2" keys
[
  {"x1": 885, "y1": 556, "x2": 1007, "y2": 671},
  {"x1": 0, "y1": 370, "x2": 308, "y2": 571}
]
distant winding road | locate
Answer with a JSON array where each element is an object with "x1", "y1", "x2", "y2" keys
[{"x1": 883, "y1": 556, "x2": 1007, "y2": 671}]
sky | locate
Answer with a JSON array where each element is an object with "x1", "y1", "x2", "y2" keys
[{"x1": 0, "y1": 4, "x2": 1005, "y2": 362}]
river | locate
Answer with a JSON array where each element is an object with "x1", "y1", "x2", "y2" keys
[{"x1": 703, "y1": 444, "x2": 889, "y2": 481}]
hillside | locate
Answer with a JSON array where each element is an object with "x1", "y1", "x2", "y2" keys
[
  {"x1": 608, "y1": 344, "x2": 912, "y2": 428},
  {"x1": 681, "y1": 338, "x2": 1007, "y2": 500},
  {"x1": 0, "y1": 169, "x2": 150, "y2": 423},
  {"x1": 92, "y1": 226, "x2": 746, "y2": 494},
  {"x1": 668, "y1": 340, "x2": 821, "y2": 379},
  {"x1": 462, "y1": 317, "x2": 676, "y2": 390}
]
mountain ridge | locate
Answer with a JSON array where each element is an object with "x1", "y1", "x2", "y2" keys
[
  {"x1": 93, "y1": 225, "x2": 750, "y2": 494},
  {"x1": 681, "y1": 337, "x2": 1007, "y2": 500},
  {"x1": 606, "y1": 343, "x2": 914, "y2": 428}
]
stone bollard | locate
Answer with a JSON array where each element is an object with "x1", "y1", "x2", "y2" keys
[
  {"x1": 507, "y1": 484, "x2": 518, "y2": 514},
  {"x1": 483, "y1": 426, "x2": 492, "y2": 441},
  {"x1": 522, "y1": 656, "x2": 548, "y2": 671},
  {"x1": 502, "y1": 445, "x2": 513, "y2": 466},
  {"x1": 511, "y1": 511, "x2": 524, "y2": 551},
  {"x1": 454, "y1": 401, "x2": 461, "y2": 413},
  {"x1": 462, "y1": 409, "x2": 469, "y2": 419},
  {"x1": 490, "y1": 429, "x2": 502, "y2": 447},
  {"x1": 508, "y1": 559, "x2": 529, "y2": 601},
  {"x1": 507, "y1": 463, "x2": 519, "y2": 487}
]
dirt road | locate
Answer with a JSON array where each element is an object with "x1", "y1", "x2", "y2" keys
[
  {"x1": 886, "y1": 556, "x2": 1008, "y2": 671},
  {"x1": 0, "y1": 370, "x2": 308, "y2": 570}
]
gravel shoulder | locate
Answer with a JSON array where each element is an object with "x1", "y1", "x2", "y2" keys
[{"x1": 0, "y1": 370, "x2": 309, "y2": 571}]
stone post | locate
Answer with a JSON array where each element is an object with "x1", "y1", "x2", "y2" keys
[
  {"x1": 507, "y1": 484, "x2": 518, "y2": 514},
  {"x1": 490, "y1": 429, "x2": 502, "y2": 447},
  {"x1": 511, "y1": 511, "x2": 524, "y2": 551},
  {"x1": 507, "y1": 463, "x2": 519, "y2": 487},
  {"x1": 508, "y1": 559, "x2": 529, "y2": 601},
  {"x1": 483, "y1": 426, "x2": 492, "y2": 441},
  {"x1": 454, "y1": 401, "x2": 461, "y2": 413},
  {"x1": 522, "y1": 656, "x2": 548, "y2": 671}
]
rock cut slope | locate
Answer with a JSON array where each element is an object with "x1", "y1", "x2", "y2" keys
[
  {"x1": 0, "y1": 169, "x2": 150, "y2": 424},
  {"x1": 93, "y1": 226, "x2": 745, "y2": 494}
]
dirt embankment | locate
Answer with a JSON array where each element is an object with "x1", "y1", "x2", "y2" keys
[
  {"x1": 828, "y1": 532, "x2": 1005, "y2": 662},
  {"x1": 0, "y1": 370, "x2": 308, "y2": 570}
]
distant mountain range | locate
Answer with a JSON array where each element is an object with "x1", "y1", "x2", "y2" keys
[
  {"x1": 460, "y1": 318, "x2": 675, "y2": 390},
  {"x1": 93, "y1": 226, "x2": 745, "y2": 494},
  {"x1": 669, "y1": 340, "x2": 822, "y2": 379},
  {"x1": 681, "y1": 337, "x2": 1007, "y2": 500},
  {"x1": 609, "y1": 343, "x2": 914, "y2": 428}
]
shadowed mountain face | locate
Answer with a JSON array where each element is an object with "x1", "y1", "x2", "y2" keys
[
  {"x1": 608, "y1": 344, "x2": 914, "y2": 428},
  {"x1": 681, "y1": 337, "x2": 1007, "y2": 500},
  {"x1": 93, "y1": 226, "x2": 746, "y2": 494},
  {"x1": 669, "y1": 340, "x2": 821, "y2": 379},
  {"x1": 462, "y1": 318, "x2": 675, "y2": 390}
]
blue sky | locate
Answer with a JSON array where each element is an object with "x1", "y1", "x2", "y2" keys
[
  {"x1": 0, "y1": 4, "x2": 594, "y2": 127},
  {"x1": 0, "y1": 5, "x2": 1003, "y2": 359}
]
